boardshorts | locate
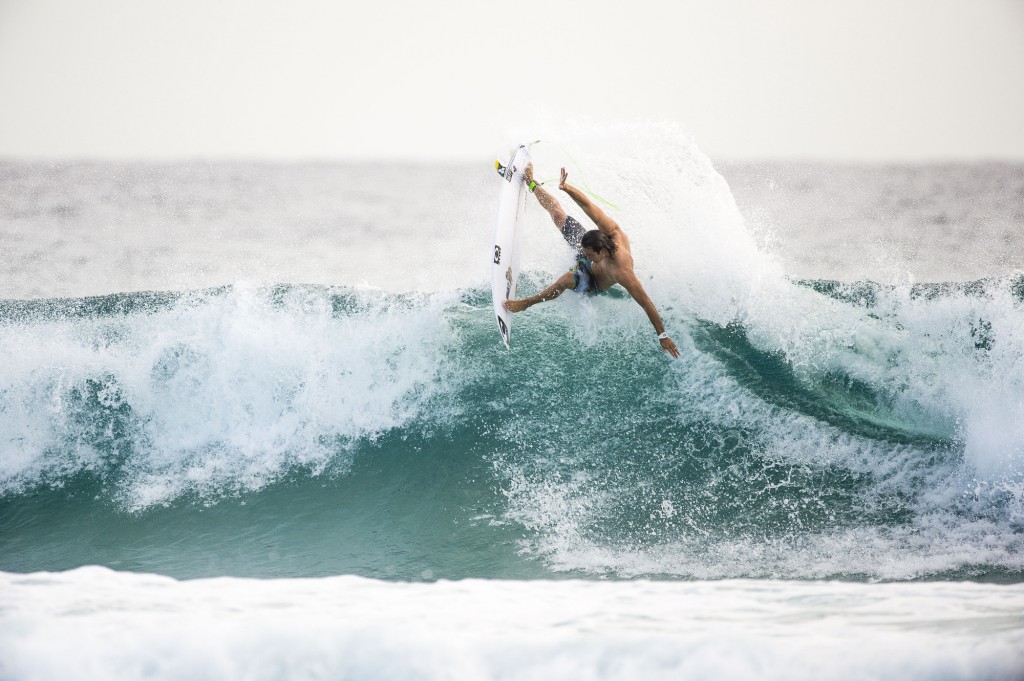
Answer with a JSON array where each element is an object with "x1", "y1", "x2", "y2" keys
[{"x1": 560, "y1": 216, "x2": 604, "y2": 294}]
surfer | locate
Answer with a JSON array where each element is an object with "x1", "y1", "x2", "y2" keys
[{"x1": 504, "y1": 165, "x2": 681, "y2": 358}]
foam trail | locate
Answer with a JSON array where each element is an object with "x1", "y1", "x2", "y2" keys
[{"x1": 2, "y1": 568, "x2": 1023, "y2": 681}]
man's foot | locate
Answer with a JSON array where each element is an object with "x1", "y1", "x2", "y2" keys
[
  {"x1": 503, "y1": 298, "x2": 529, "y2": 313},
  {"x1": 523, "y1": 162, "x2": 535, "y2": 185}
]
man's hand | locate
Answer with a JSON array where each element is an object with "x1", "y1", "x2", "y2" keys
[
  {"x1": 660, "y1": 336, "x2": 681, "y2": 358},
  {"x1": 503, "y1": 298, "x2": 529, "y2": 313},
  {"x1": 524, "y1": 162, "x2": 535, "y2": 185},
  {"x1": 559, "y1": 167, "x2": 568, "y2": 190}
]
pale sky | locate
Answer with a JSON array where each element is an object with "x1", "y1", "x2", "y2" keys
[{"x1": 1, "y1": 0, "x2": 1022, "y2": 161}]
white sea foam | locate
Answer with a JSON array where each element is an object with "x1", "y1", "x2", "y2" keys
[
  {"x1": 2, "y1": 567, "x2": 1022, "y2": 681},
  {"x1": 0, "y1": 285, "x2": 460, "y2": 507}
]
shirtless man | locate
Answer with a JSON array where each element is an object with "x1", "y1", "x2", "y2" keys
[{"x1": 503, "y1": 165, "x2": 681, "y2": 358}]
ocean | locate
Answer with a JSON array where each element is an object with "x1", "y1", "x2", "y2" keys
[{"x1": 2, "y1": 124, "x2": 1023, "y2": 679}]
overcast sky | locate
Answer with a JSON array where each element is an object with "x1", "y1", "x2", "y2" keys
[{"x1": 1, "y1": 0, "x2": 1022, "y2": 161}]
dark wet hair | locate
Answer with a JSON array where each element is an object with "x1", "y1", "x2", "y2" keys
[{"x1": 580, "y1": 229, "x2": 617, "y2": 255}]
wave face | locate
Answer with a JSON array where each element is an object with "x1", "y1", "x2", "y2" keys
[{"x1": 1, "y1": 124, "x2": 1022, "y2": 581}]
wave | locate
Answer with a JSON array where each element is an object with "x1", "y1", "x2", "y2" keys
[
  {"x1": 0, "y1": 273, "x2": 1021, "y2": 580},
  {"x1": 1, "y1": 122, "x2": 1022, "y2": 580}
]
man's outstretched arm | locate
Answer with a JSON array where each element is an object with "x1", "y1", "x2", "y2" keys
[
  {"x1": 558, "y1": 168, "x2": 621, "y2": 240},
  {"x1": 617, "y1": 272, "x2": 680, "y2": 358}
]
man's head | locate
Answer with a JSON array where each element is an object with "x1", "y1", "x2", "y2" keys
[{"x1": 580, "y1": 230, "x2": 617, "y2": 262}]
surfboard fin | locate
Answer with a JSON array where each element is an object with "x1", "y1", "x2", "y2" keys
[{"x1": 495, "y1": 160, "x2": 507, "y2": 178}]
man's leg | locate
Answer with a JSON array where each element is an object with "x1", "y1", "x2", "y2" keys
[
  {"x1": 526, "y1": 164, "x2": 567, "y2": 229},
  {"x1": 504, "y1": 271, "x2": 575, "y2": 312},
  {"x1": 532, "y1": 185, "x2": 567, "y2": 228}
]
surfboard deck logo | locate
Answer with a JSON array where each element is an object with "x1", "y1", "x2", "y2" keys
[{"x1": 491, "y1": 145, "x2": 530, "y2": 349}]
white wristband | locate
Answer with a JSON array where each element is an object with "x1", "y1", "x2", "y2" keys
[{"x1": 657, "y1": 332, "x2": 670, "y2": 340}]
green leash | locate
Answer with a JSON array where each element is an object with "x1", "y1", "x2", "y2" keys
[{"x1": 527, "y1": 140, "x2": 620, "y2": 211}]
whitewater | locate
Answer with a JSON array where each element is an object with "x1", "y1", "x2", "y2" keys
[{"x1": 2, "y1": 123, "x2": 1023, "y2": 680}]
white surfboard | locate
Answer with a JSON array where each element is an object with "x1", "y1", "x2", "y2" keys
[{"x1": 492, "y1": 144, "x2": 530, "y2": 349}]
